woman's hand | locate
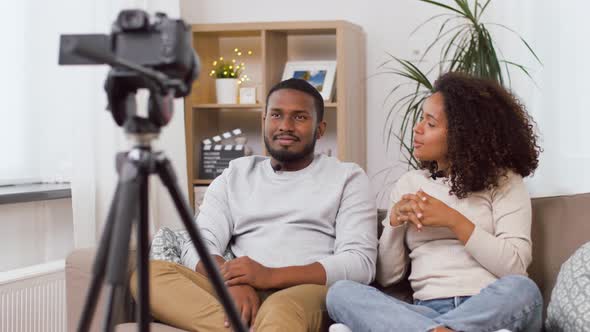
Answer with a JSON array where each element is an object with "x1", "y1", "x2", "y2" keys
[
  {"x1": 389, "y1": 197, "x2": 425, "y2": 229},
  {"x1": 394, "y1": 190, "x2": 475, "y2": 243},
  {"x1": 398, "y1": 190, "x2": 456, "y2": 228}
]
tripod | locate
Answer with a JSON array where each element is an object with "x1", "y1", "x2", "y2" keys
[
  {"x1": 60, "y1": 24, "x2": 247, "y2": 331},
  {"x1": 75, "y1": 116, "x2": 247, "y2": 332}
]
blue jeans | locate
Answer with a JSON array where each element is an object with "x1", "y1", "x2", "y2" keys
[{"x1": 326, "y1": 275, "x2": 543, "y2": 332}]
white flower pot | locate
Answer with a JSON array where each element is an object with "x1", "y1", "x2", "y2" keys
[{"x1": 215, "y1": 78, "x2": 239, "y2": 104}]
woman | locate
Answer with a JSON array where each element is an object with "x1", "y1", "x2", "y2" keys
[{"x1": 327, "y1": 72, "x2": 543, "y2": 332}]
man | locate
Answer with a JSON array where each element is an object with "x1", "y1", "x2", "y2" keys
[{"x1": 130, "y1": 78, "x2": 377, "y2": 332}]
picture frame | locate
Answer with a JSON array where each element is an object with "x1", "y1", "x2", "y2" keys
[
  {"x1": 239, "y1": 87, "x2": 257, "y2": 104},
  {"x1": 281, "y1": 61, "x2": 336, "y2": 101}
]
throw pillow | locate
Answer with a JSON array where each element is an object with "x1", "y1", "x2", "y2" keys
[{"x1": 546, "y1": 241, "x2": 590, "y2": 332}]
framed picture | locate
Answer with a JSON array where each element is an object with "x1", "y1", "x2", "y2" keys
[{"x1": 281, "y1": 61, "x2": 336, "y2": 101}]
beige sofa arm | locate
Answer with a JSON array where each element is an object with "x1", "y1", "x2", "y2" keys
[{"x1": 66, "y1": 247, "x2": 137, "y2": 332}]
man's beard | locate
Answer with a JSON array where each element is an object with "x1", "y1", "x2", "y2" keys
[{"x1": 263, "y1": 132, "x2": 317, "y2": 163}]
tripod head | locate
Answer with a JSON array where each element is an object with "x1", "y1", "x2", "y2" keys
[{"x1": 59, "y1": 10, "x2": 200, "y2": 133}]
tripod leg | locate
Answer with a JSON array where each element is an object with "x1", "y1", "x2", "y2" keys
[
  {"x1": 156, "y1": 155, "x2": 247, "y2": 332},
  {"x1": 77, "y1": 183, "x2": 121, "y2": 332},
  {"x1": 101, "y1": 160, "x2": 141, "y2": 332},
  {"x1": 136, "y1": 170, "x2": 151, "y2": 331}
]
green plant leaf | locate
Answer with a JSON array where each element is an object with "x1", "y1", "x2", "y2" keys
[
  {"x1": 477, "y1": 0, "x2": 492, "y2": 20},
  {"x1": 486, "y1": 23, "x2": 543, "y2": 65},
  {"x1": 394, "y1": 132, "x2": 420, "y2": 169},
  {"x1": 418, "y1": 0, "x2": 464, "y2": 16},
  {"x1": 384, "y1": 91, "x2": 418, "y2": 140},
  {"x1": 420, "y1": 22, "x2": 469, "y2": 63},
  {"x1": 453, "y1": 0, "x2": 477, "y2": 23},
  {"x1": 410, "y1": 13, "x2": 455, "y2": 36}
]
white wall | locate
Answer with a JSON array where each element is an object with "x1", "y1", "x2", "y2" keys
[
  {"x1": 0, "y1": 200, "x2": 73, "y2": 271},
  {"x1": 181, "y1": 0, "x2": 590, "y2": 206}
]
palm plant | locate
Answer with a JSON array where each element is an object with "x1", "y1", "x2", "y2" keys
[{"x1": 382, "y1": 0, "x2": 541, "y2": 169}]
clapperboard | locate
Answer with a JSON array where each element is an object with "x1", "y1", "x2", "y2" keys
[{"x1": 199, "y1": 129, "x2": 246, "y2": 179}]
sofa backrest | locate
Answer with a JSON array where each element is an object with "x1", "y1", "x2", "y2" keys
[{"x1": 529, "y1": 193, "x2": 590, "y2": 309}]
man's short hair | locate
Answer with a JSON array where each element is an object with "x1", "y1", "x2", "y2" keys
[{"x1": 265, "y1": 78, "x2": 325, "y2": 122}]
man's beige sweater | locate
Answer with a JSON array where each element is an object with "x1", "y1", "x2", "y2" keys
[{"x1": 377, "y1": 169, "x2": 533, "y2": 301}]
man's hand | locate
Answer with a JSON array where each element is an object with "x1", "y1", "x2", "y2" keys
[
  {"x1": 225, "y1": 284, "x2": 260, "y2": 329},
  {"x1": 221, "y1": 256, "x2": 274, "y2": 289}
]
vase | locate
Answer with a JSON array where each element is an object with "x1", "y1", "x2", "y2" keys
[{"x1": 215, "y1": 78, "x2": 238, "y2": 104}]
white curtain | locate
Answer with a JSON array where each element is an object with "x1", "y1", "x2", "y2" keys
[
  {"x1": 487, "y1": 1, "x2": 590, "y2": 197},
  {"x1": 65, "y1": 0, "x2": 188, "y2": 248},
  {"x1": 0, "y1": 1, "x2": 71, "y2": 185}
]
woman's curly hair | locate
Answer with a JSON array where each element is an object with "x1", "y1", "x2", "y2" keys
[{"x1": 423, "y1": 72, "x2": 542, "y2": 198}]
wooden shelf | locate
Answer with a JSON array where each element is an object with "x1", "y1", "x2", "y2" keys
[
  {"x1": 193, "y1": 179, "x2": 213, "y2": 185},
  {"x1": 193, "y1": 103, "x2": 337, "y2": 110},
  {"x1": 184, "y1": 21, "x2": 366, "y2": 211},
  {"x1": 193, "y1": 103, "x2": 264, "y2": 109}
]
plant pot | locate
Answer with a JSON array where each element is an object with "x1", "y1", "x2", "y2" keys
[{"x1": 215, "y1": 78, "x2": 239, "y2": 104}]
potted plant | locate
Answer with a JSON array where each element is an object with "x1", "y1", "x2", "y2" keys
[
  {"x1": 382, "y1": 0, "x2": 541, "y2": 170},
  {"x1": 209, "y1": 48, "x2": 252, "y2": 104}
]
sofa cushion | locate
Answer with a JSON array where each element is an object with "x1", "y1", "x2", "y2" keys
[
  {"x1": 149, "y1": 227, "x2": 235, "y2": 265},
  {"x1": 545, "y1": 241, "x2": 590, "y2": 331},
  {"x1": 149, "y1": 227, "x2": 189, "y2": 264},
  {"x1": 115, "y1": 323, "x2": 185, "y2": 332},
  {"x1": 66, "y1": 247, "x2": 137, "y2": 332}
]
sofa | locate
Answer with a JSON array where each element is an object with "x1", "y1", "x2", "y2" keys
[{"x1": 66, "y1": 193, "x2": 590, "y2": 331}]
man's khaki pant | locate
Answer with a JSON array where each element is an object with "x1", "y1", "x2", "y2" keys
[{"x1": 130, "y1": 260, "x2": 328, "y2": 332}]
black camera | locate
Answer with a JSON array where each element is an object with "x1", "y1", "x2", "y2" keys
[
  {"x1": 111, "y1": 10, "x2": 197, "y2": 84},
  {"x1": 59, "y1": 10, "x2": 199, "y2": 127},
  {"x1": 60, "y1": 10, "x2": 198, "y2": 87}
]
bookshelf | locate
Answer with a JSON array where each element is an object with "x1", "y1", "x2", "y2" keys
[{"x1": 184, "y1": 21, "x2": 366, "y2": 209}]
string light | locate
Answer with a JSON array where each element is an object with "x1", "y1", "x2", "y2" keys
[{"x1": 210, "y1": 48, "x2": 253, "y2": 80}]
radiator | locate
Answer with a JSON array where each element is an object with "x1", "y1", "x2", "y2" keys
[{"x1": 0, "y1": 260, "x2": 66, "y2": 332}]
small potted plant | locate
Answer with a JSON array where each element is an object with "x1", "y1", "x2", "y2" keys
[{"x1": 209, "y1": 48, "x2": 252, "y2": 104}]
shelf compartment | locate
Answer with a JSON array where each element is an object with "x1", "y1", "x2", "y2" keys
[
  {"x1": 193, "y1": 103, "x2": 264, "y2": 110},
  {"x1": 193, "y1": 179, "x2": 213, "y2": 185}
]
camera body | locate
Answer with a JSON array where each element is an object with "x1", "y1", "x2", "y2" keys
[
  {"x1": 59, "y1": 9, "x2": 198, "y2": 95},
  {"x1": 111, "y1": 10, "x2": 196, "y2": 82}
]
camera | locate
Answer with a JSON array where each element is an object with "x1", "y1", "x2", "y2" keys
[
  {"x1": 111, "y1": 10, "x2": 197, "y2": 84},
  {"x1": 60, "y1": 10, "x2": 198, "y2": 88},
  {"x1": 59, "y1": 9, "x2": 199, "y2": 127}
]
